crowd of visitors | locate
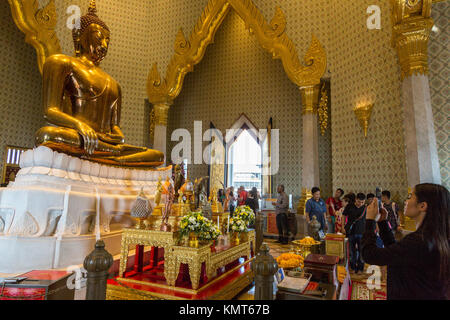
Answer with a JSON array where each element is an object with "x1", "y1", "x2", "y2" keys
[{"x1": 217, "y1": 182, "x2": 449, "y2": 299}]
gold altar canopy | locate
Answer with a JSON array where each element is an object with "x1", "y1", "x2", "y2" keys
[{"x1": 147, "y1": 0, "x2": 327, "y2": 105}]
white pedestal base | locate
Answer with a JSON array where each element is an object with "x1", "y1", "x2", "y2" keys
[{"x1": 0, "y1": 146, "x2": 172, "y2": 273}]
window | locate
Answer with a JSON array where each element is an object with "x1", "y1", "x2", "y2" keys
[
  {"x1": 227, "y1": 129, "x2": 262, "y2": 192},
  {"x1": 2, "y1": 146, "x2": 29, "y2": 185}
]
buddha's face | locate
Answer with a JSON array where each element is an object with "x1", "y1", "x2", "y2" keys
[{"x1": 79, "y1": 24, "x2": 110, "y2": 64}]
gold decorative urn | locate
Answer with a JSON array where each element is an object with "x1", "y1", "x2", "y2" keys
[
  {"x1": 232, "y1": 232, "x2": 240, "y2": 246},
  {"x1": 189, "y1": 232, "x2": 199, "y2": 248}
]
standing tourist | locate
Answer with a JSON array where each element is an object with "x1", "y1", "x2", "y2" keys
[
  {"x1": 238, "y1": 186, "x2": 248, "y2": 206},
  {"x1": 246, "y1": 187, "x2": 260, "y2": 229},
  {"x1": 367, "y1": 192, "x2": 383, "y2": 248},
  {"x1": 226, "y1": 186, "x2": 237, "y2": 214},
  {"x1": 362, "y1": 183, "x2": 449, "y2": 300},
  {"x1": 305, "y1": 187, "x2": 328, "y2": 233},
  {"x1": 343, "y1": 193, "x2": 367, "y2": 273},
  {"x1": 246, "y1": 187, "x2": 260, "y2": 213},
  {"x1": 366, "y1": 193, "x2": 375, "y2": 206},
  {"x1": 218, "y1": 189, "x2": 226, "y2": 206},
  {"x1": 326, "y1": 188, "x2": 344, "y2": 233},
  {"x1": 272, "y1": 185, "x2": 289, "y2": 244},
  {"x1": 381, "y1": 190, "x2": 400, "y2": 234}
]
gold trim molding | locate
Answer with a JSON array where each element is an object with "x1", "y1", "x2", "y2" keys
[
  {"x1": 390, "y1": 0, "x2": 434, "y2": 79},
  {"x1": 150, "y1": 102, "x2": 171, "y2": 145},
  {"x1": 318, "y1": 84, "x2": 329, "y2": 135},
  {"x1": 147, "y1": 0, "x2": 327, "y2": 105},
  {"x1": 8, "y1": 0, "x2": 61, "y2": 74},
  {"x1": 299, "y1": 84, "x2": 320, "y2": 115},
  {"x1": 153, "y1": 102, "x2": 170, "y2": 127}
]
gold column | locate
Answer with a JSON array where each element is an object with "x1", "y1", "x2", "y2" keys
[
  {"x1": 391, "y1": 0, "x2": 434, "y2": 79},
  {"x1": 300, "y1": 85, "x2": 320, "y2": 115},
  {"x1": 153, "y1": 102, "x2": 170, "y2": 126},
  {"x1": 298, "y1": 84, "x2": 320, "y2": 215},
  {"x1": 391, "y1": 0, "x2": 442, "y2": 186},
  {"x1": 150, "y1": 102, "x2": 172, "y2": 160}
]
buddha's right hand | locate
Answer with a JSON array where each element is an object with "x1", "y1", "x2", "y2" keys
[{"x1": 76, "y1": 122, "x2": 99, "y2": 155}]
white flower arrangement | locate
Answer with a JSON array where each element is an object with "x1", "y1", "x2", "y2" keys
[
  {"x1": 233, "y1": 205, "x2": 255, "y2": 226},
  {"x1": 229, "y1": 216, "x2": 248, "y2": 233},
  {"x1": 179, "y1": 210, "x2": 221, "y2": 241}
]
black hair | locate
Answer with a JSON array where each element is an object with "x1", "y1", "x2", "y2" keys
[
  {"x1": 367, "y1": 193, "x2": 375, "y2": 199},
  {"x1": 356, "y1": 193, "x2": 366, "y2": 200},
  {"x1": 278, "y1": 185, "x2": 285, "y2": 192},
  {"x1": 381, "y1": 190, "x2": 391, "y2": 199},
  {"x1": 337, "y1": 188, "x2": 344, "y2": 196},
  {"x1": 343, "y1": 193, "x2": 356, "y2": 205},
  {"x1": 414, "y1": 183, "x2": 449, "y2": 286},
  {"x1": 311, "y1": 187, "x2": 320, "y2": 194}
]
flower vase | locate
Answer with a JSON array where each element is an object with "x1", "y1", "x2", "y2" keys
[
  {"x1": 189, "y1": 232, "x2": 199, "y2": 248},
  {"x1": 232, "y1": 232, "x2": 240, "y2": 245}
]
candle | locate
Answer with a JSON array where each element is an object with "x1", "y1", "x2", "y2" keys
[
  {"x1": 217, "y1": 216, "x2": 220, "y2": 228},
  {"x1": 227, "y1": 215, "x2": 230, "y2": 233}
]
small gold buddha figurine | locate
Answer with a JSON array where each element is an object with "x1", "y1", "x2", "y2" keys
[{"x1": 35, "y1": 0, "x2": 163, "y2": 167}]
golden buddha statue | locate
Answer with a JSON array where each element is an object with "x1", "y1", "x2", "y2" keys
[{"x1": 35, "y1": 1, "x2": 164, "y2": 167}]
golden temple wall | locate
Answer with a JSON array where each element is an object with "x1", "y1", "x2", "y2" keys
[
  {"x1": 429, "y1": 1, "x2": 449, "y2": 189},
  {"x1": 0, "y1": 0, "x2": 44, "y2": 177},
  {"x1": 167, "y1": 3, "x2": 333, "y2": 199},
  {"x1": 328, "y1": 0, "x2": 408, "y2": 200},
  {"x1": 0, "y1": 0, "x2": 447, "y2": 194}
]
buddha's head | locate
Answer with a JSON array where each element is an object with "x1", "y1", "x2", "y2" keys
[{"x1": 72, "y1": 0, "x2": 110, "y2": 64}]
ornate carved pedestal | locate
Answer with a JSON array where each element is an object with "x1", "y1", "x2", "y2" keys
[{"x1": 108, "y1": 229, "x2": 256, "y2": 299}]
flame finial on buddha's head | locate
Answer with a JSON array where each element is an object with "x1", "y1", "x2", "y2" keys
[
  {"x1": 88, "y1": 0, "x2": 97, "y2": 15},
  {"x1": 72, "y1": 0, "x2": 110, "y2": 46}
]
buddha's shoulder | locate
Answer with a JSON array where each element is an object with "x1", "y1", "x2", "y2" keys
[
  {"x1": 44, "y1": 54, "x2": 92, "y2": 75},
  {"x1": 44, "y1": 54, "x2": 79, "y2": 67}
]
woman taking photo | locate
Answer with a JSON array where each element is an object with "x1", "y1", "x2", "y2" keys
[{"x1": 362, "y1": 183, "x2": 449, "y2": 300}]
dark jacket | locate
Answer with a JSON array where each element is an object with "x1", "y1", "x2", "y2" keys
[
  {"x1": 361, "y1": 219, "x2": 447, "y2": 300},
  {"x1": 343, "y1": 204, "x2": 366, "y2": 235},
  {"x1": 245, "y1": 196, "x2": 259, "y2": 213}
]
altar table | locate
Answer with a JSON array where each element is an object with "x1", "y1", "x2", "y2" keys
[{"x1": 117, "y1": 228, "x2": 255, "y2": 290}]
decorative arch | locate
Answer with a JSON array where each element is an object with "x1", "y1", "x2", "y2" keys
[
  {"x1": 224, "y1": 114, "x2": 263, "y2": 191},
  {"x1": 8, "y1": 0, "x2": 61, "y2": 74},
  {"x1": 147, "y1": 0, "x2": 327, "y2": 105},
  {"x1": 225, "y1": 113, "x2": 260, "y2": 148}
]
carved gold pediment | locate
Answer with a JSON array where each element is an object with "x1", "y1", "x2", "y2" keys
[
  {"x1": 8, "y1": 0, "x2": 61, "y2": 74},
  {"x1": 147, "y1": 0, "x2": 327, "y2": 105}
]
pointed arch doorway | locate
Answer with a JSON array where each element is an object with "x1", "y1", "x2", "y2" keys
[
  {"x1": 226, "y1": 117, "x2": 262, "y2": 192},
  {"x1": 208, "y1": 114, "x2": 272, "y2": 197}
]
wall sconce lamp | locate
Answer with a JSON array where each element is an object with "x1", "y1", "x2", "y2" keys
[{"x1": 354, "y1": 104, "x2": 374, "y2": 137}]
